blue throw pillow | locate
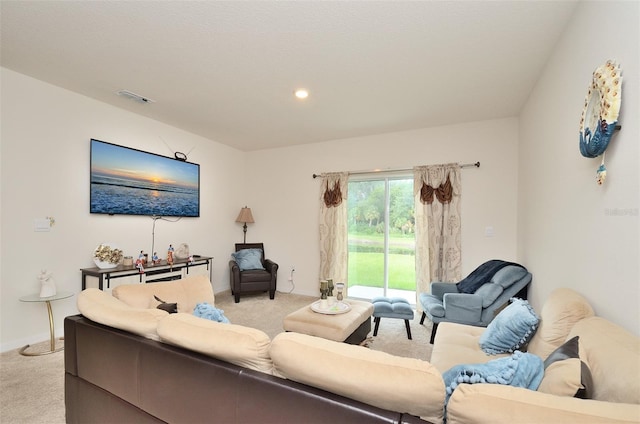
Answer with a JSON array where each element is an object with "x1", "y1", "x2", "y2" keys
[
  {"x1": 479, "y1": 298, "x2": 539, "y2": 355},
  {"x1": 231, "y1": 248, "x2": 264, "y2": 271}
]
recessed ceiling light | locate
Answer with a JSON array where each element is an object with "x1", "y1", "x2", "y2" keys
[{"x1": 294, "y1": 89, "x2": 309, "y2": 99}]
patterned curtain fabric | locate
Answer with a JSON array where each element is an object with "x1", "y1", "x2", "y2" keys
[
  {"x1": 413, "y1": 164, "x2": 462, "y2": 307},
  {"x1": 319, "y1": 172, "x2": 349, "y2": 295}
]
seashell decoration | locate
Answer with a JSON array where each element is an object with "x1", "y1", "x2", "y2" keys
[{"x1": 579, "y1": 60, "x2": 622, "y2": 185}]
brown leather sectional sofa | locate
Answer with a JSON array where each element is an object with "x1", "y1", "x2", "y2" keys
[{"x1": 64, "y1": 314, "x2": 430, "y2": 424}]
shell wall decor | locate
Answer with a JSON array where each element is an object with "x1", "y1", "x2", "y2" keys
[{"x1": 578, "y1": 60, "x2": 622, "y2": 185}]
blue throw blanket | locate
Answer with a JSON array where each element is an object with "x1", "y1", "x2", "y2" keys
[
  {"x1": 193, "y1": 303, "x2": 230, "y2": 323},
  {"x1": 456, "y1": 260, "x2": 525, "y2": 294},
  {"x1": 442, "y1": 351, "x2": 544, "y2": 405}
]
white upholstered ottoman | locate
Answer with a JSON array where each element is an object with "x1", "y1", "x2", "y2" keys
[{"x1": 283, "y1": 300, "x2": 374, "y2": 344}]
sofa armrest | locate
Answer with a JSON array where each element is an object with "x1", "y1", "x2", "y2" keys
[
  {"x1": 447, "y1": 384, "x2": 640, "y2": 424},
  {"x1": 264, "y1": 259, "x2": 278, "y2": 274},
  {"x1": 430, "y1": 282, "x2": 458, "y2": 300},
  {"x1": 78, "y1": 288, "x2": 168, "y2": 341},
  {"x1": 229, "y1": 259, "x2": 239, "y2": 271},
  {"x1": 229, "y1": 259, "x2": 240, "y2": 277},
  {"x1": 442, "y1": 293, "x2": 483, "y2": 323}
]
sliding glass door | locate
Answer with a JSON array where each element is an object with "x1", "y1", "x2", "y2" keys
[{"x1": 347, "y1": 175, "x2": 415, "y2": 304}]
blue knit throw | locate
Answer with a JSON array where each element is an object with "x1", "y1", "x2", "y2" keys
[
  {"x1": 193, "y1": 302, "x2": 230, "y2": 324},
  {"x1": 443, "y1": 351, "x2": 543, "y2": 405}
]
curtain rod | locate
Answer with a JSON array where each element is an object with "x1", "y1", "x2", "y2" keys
[{"x1": 312, "y1": 161, "x2": 480, "y2": 179}]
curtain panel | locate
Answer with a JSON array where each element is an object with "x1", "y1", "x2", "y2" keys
[
  {"x1": 413, "y1": 164, "x2": 462, "y2": 303},
  {"x1": 318, "y1": 172, "x2": 349, "y2": 295}
]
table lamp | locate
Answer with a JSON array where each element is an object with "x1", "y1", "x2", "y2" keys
[{"x1": 235, "y1": 206, "x2": 255, "y2": 243}]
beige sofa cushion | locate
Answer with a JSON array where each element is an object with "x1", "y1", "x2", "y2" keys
[
  {"x1": 538, "y1": 357, "x2": 584, "y2": 397},
  {"x1": 157, "y1": 313, "x2": 273, "y2": 374},
  {"x1": 527, "y1": 288, "x2": 594, "y2": 360},
  {"x1": 112, "y1": 275, "x2": 214, "y2": 313},
  {"x1": 447, "y1": 384, "x2": 640, "y2": 424},
  {"x1": 430, "y1": 322, "x2": 509, "y2": 373},
  {"x1": 537, "y1": 335, "x2": 592, "y2": 398},
  {"x1": 570, "y1": 316, "x2": 640, "y2": 404},
  {"x1": 270, "y1": 332, "x2": 445, "y2": 424},
  {"x1": 77, "y1": 288, "x2": 168, "y2": 341}
]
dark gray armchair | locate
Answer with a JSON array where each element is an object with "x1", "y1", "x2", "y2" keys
[
  {"x1": 229, "y1": 243, "x2": 278, "y2": 303},
  {"x1": 419, "y1": 260, "x2": 532, "y2": 343}
]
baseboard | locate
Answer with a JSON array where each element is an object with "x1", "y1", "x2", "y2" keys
[{"x1": 0, "y1": 330, "x2": 57, "y2": 353}]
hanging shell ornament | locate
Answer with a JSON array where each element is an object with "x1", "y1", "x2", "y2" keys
[
  {"x1": 596, "y1": 159, "x2": 607, "y2": 186},
  {"x1": 579, "y1": 60, "x2": 622, "y2": 159}
]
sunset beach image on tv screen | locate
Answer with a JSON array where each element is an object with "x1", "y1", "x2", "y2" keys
[{"x1": 90, "y1": 139, "x2": 200, "y2": 217}]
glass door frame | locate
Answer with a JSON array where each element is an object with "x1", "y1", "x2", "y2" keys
[{"x1": 347, "y1": 172, "x2": 415, "y2": 303}]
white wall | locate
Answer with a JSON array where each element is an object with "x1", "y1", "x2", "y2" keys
[
  {"x1": 518, "y1": 1, "x2": 639, "y2": 334},
  {"x1": 2, "y1": 70, "x2": 521, "y2": 350},
  {"x1": 0, "y1": 68, "x2": 246, "y2": 351},
  {"x1": 246, "y1": 119, "x2": 521, "y2": 297}
]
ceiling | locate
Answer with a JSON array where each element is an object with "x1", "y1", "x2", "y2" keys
[{"x1": 1, "y1": 1, "x2": 578, "y2": 152}]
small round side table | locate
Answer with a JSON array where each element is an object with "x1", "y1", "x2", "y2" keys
[{"x1": 19, "y1": 291, "x2": 73, "y2": 356}]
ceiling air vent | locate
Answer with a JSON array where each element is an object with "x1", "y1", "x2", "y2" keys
[{"x1": 117, "y1": 89, "x2": 155, "y2": 104}]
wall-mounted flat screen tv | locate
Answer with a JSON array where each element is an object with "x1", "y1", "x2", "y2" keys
[{"x1": 90, "y1": 139, "x2": 200, "y2": 217}]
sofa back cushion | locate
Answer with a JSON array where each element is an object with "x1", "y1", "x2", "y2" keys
[
  {"x1": 112, "y1": 275, "x2": 214, "y2": 313},
  {"x1": 270, "y1": 332, "x2": 445, "y2": 424},
  {"x1": 157, "y1": 313, "x2": 273, "y2": 375},
  {"x1": 474, "y1": 283, "x2": 504, "y2": 308},
  {"x1": 570, "y1": 316, "x2": 640, "y2": 404},
  {"x1": 527, "y1": 288, "x2": 594, "y2": 360},
  {"x1": 491, "y1": 265, "x2": 528, "y2": 288},
  {"x1": 77, "y1": 288, "x2": 168, "y2": 341}
]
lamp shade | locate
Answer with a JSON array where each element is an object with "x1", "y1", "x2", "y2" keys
[{"x1": 235, "y1": 207, "x2": 255, "y2": 224}]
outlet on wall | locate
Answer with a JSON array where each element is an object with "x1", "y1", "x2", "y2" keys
[{"x1": 288, "y1": 265, "x2": 295, "y2": 281}]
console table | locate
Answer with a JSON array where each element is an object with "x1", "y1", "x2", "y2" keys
[
  {"x1": 19, "y1": 291, "x2": 74, "y2": 356},
  {"x1": 81, "y1": 256, "x2": 213, "y2": 291}
]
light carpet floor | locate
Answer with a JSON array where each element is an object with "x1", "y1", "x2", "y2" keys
[
  {"x1": 215, "y1": 290, "x2": 433, "y2": 361},
  {"x1": 0, "y1": 290, "x2": 433, "y2": 423}
]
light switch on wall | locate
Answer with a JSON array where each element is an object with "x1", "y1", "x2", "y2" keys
[
  {"x1": 34, "y1": 219, "x2": 51, "y2": 232},
  {"x1": 484, "y1": 226, "x2": 494, "y2": 237}
]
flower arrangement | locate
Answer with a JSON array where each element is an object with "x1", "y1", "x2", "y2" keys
[{"x1": 94, "y1": 244, "x2": 123, "y2": 265}]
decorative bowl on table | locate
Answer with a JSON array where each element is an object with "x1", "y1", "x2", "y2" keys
[{"x1": 93, "y1": 243, "x2": 123, "y2": 269}]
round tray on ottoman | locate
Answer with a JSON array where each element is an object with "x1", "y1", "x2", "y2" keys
[{"x1": 310, "y1": 300, "x2": 351, "y2": 315}]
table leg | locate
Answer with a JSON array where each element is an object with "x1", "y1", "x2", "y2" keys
[{"x1": 19, "y1": 300, "x2": 64, "y2": 356}]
